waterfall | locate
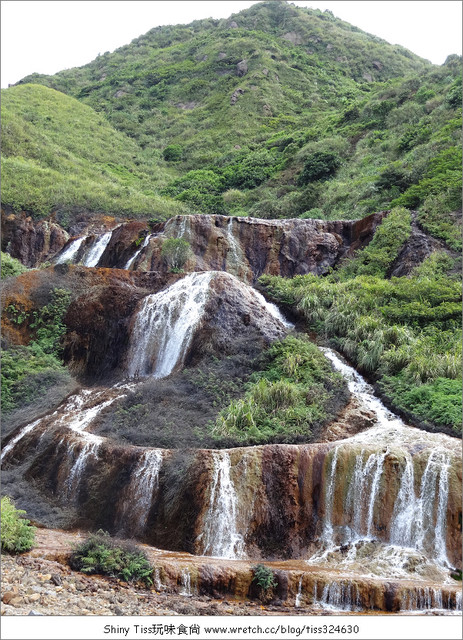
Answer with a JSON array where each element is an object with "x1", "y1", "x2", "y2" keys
[
  {"x1": 456, "y1": 591, "x2": 462, "y2": 611},
  {"x1": 180, "y1": 568, "x2": 192, "y2": 596},
  {"x1": 400, "y1": 587, "x2": 455, "y2": 611},
  {"x1": 65, "y1": 435, "x2": 102, "y2": 501},
  {"x1": 295, "y1": 575, "x2": 304, "y2": 607},
  {"x1": 390, "y1": 449, "x2": 451, "y2": 566},
  {"x1": 153, "y1": 568, "x2": 164, "y2": 592},
  {"x1": 224, "y1": 217, "x2": 245, "y2": 273},
  {"x1": 321, "y1": 447, "x2": 387, "y2": 547},
  {"x1": 126, "y1": 272, "x2": 213, "y2": 379},
  {"x1": 117, "y1": 449, "x2": 164, "y2": 535},
  {"x1": 321, "y1": 447, "x2": 339, "y2": 545},
  {"x1": 82, "y1": 231, "x2": 113, "y2": 267},
  {"x1": 124, "y1": 234, "x2": 152, "y2": 270},
  {"x1": 1, "y1": 419, "x2": 42, "y2": 462},
  {"x1": 251, "y1": 288, "x2": 294, "y2": 329},
  {"x1": 315, "y1": 581, "x2": 361, "y2": 612},
  {"x1": 311, "y1": 348, "x2": 456, "y2": 573},
  {"x1": 54, "y1": 237, "x2": 85, "y2": 265},
  {"x1": 199, "y1": 451, "x2": 244, "y2": 559},
  {"x1": 321, "y1": 348, "x2": 403, "y2": 429}
]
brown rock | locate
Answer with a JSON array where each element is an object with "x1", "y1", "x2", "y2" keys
[
  {"x1": 1, "y1": 210, "x2": 69, "y2": 268},
  {"x1": 2, "y1": 591, "x2": 17, "y2": 604},
  {"x1": 236, "y1": 60, "x2": 248, "y2": 77}
]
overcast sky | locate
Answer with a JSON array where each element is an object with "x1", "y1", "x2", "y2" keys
[{"x1": 1, "y1": 1, "x2": 462, "y2": 88}]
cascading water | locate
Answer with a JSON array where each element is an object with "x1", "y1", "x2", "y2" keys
[
  {"x1": 54, "y1": 237, "x2": 85, "y2": 265},
  {"x1": 224, "y1": 217, "x2": 245, "y2": 273},
  {"x1": 321, "y1": 447, "x2": 339, "y2": 546},
  {"x1": 117, "y1": 449, "x2": 164, "y2": 535},
  {"x1": 390, "y1": 449, "x2": 451, "y2": 566},
  {"x1": 251, "y1": 288, "x2": 294, "y2": 329},
  {"x1": 295, "y1": 575, "x2": 304, "y2": 607},
  {"x1": 82, "y1": 231, "x2": 113, "y2": 267},
  {"x1": 65, "y1": 436, "x2": 102, "y2": 502},
  {"x1": 180, "y1": 568, "x2": 192, "y2": 596},
  {"x1": 308, "y1": 347, "x2": 459, "y2": 598},
  {"x1": 198, "y1": 451, "x2": 244, "y2": 559},
  {"x1": 126, "y1": 272, "x2": 213, "y2": 379},
  {"x1": 124, "y1": 234, "x2": 153, "y2": 270},
  {"x1": 1, "y1": 419, "x2": 42, "y2": 462},
  {"x1": 315, "y1": 581, "x2": 361, "y2": 612}
]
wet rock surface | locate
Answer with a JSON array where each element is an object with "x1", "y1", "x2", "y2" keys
[
  {"x1": 2, "y1": 529, "x2": 460, "y2": 616},
  {"x1": 2, "y1": 211, "x2": 387, "y2": 282}
]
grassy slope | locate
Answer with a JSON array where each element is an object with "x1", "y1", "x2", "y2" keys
[
  {"x1": 260, "y1": 209, "x2": 462, "y2": 435},
  {"x1": 13, "y1": 3, "x2": 461, "y2": 229},
  {"x1": 1, "y1": 84, "x2": 187, "y2": 220}
]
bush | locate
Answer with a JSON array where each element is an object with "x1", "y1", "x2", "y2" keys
[
  {"x1": 69, "y1": 531, "x2": 153, "y2": 586},
  {"x1": 212, "y1": 335, "x2": 347, "y2": 444},
  {"x1": 162, "y1": 144, "x2": 183, "y2": 161},
  {"x1": 1, "y1": 496, "x2": 35, "y2": 553},
  {"x1": 297, "y1": 151, "x2": 341, "y2": 185},
  {"x1": 251, "y1": 564, "x2": 278, "y2": 600},
  {"x1": 1, "y1": 252, "x2": 28, "y2": 279},
  {"x1": 161, "y1": 238, "x2": 192, "y2": 272}
]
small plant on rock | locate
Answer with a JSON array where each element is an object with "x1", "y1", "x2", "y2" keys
[
  {"x1": 251, "y1": 563, "x2": 278, "y2": 601},
  {"x1": 1, "y1": 496, "x2": 36, "y2": 553},
  {"x1": 69, "y1": 530, "x2": 153, "y2": 586}
]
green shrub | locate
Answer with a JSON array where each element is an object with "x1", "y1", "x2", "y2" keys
[
  {"x1": 69, "y1": 531, "x2": 153, "y2": 586},
  {"x1": 212, "y1": 335, "x2": 347, "y2": 444},
  {"x1": 1, "y1": 496, "x2": 36, "y2": 553},
  {"x1": 162, "y1": 144, "x2": 183, "y2": 161},
  {"x1": 260, "y1": 251, "x2": 462, "y2": 435},
  {"x1": 252, "y1": 564, "x2": 277, "y2": 592},
  {"x1": 297, "y1": 151, "x2": 341, "y2": 185},
  {"x1": 161, "y1": 238, "x2": 192, "y2": 272},
  {"x1": 340, "y1": 207, "x2": 412, "y2": 278},
  {"x1": 1, "y1": 287, "x2": 72, "y2": 413},
  {"x1": 1, "y1": 252, "x2": 28, "y2": 279}
]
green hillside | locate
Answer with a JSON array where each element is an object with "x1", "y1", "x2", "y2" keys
[
  {"x1": 1, "y1": 84, "x2": 186, "y2": 220},
  {"x1": 11, "y1": 1, "x2": 461, "y2": 229}
]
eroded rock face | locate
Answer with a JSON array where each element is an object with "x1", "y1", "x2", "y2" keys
[
  {"x1": 3, "y1": 407, "x2": 461, "y2": 570},
  {"x1": 1, "y1": 210, "x2": 69, "y2": 268},
  {"x1": 388, "y1": 217, "x2": 451, "y2": 277},
  {"x1": 121, "y1": 213, "x2": 384, "y2": 282},
  {"x1": 2, "y1": 211, "x2": 387, "y2": 281},
  {"x1": 0, "y1": 264, "x2": 169, "y2": 379}
]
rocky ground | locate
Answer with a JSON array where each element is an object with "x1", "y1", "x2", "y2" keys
[{"x1": 1, "y1": 530, "x2": 315, "y2": 617}]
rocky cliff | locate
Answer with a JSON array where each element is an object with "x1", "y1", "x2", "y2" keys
[{"x1": 2, "y1": 210, "x2": 387, "y2": 281}]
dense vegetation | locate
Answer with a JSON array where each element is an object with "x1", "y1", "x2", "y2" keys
[
  {"x1": 1, "y1": 84, "x2": 186, "y2": 223},
  {"x1": 95, "y1": 335, "x2": 348, "y2": 448},
  {"x1": 212, "y1": 335, "x2": 347, "y2": 443},
  {"x1": 261, "y1": 212, "x2": 462, "y2": 434},
  {"x1": 4, "y1": 1, "x2": 460, "y2": 228},
  {"x1": 1, "y1": 496, "x2": 35, "y2": 553},
  {"x1": 1, "y1": 287, "x2": 72, "y2": 414}
]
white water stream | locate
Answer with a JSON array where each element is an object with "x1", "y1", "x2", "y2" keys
[
  {"x1": 126, "y1": 272, "x2": 214, "y2": 379},
  {"x1": 54, "y1": 237, "x2": 85, "y2": 265},
  {"x1": 125, "y1": 234, "x2": 153, "y2": 270},
  {"x1": 117, "y1": 449, "x2": 164, "y2": 534},
  {"x1": 309, "y1": 348, "x2": 459, "y2": 590},
  {"x1": 199, "y1": 451, "x2": 245, "y2": 559},
  {"x1": 82, "y1": 231, "x2": 113, "y2": 267}
]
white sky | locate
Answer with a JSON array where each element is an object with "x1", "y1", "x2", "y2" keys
[{"x1": 1, "y1": 1, "x2": 462, "y2": 88}]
